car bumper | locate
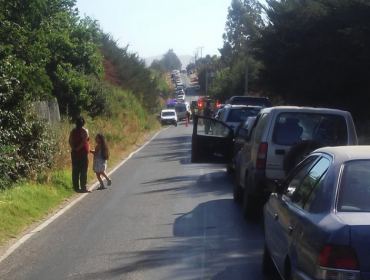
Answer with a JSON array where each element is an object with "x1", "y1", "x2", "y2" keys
[
  {"x1": 161, "y1": 119, "x2": 176, "y2": 124},
  {"x1": 292, "y1": 266, "x2": 315, "y2": 280}
]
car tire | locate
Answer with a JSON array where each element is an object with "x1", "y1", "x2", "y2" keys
[
  {"x1": 283, "y1": 140, "x2": 324, "y2": 175},
  {"x1": 262, "y1": 244, "x2": 275, "y2": 274},
  {"x1": 242, "y1": 176, "x2": 257, "y2": 219},
  {"x1": 233, "y1": 172, "x2": 243, "y2": 203},
  {"x1": 226, "y1": 164, "x2": 234, "y2": 174},
  {"x1": 233, "y1": 155, "x2": 243, "y2": 202},
  {"x1": 285, "y1": 259, "x2": 294, "y2": 280}
]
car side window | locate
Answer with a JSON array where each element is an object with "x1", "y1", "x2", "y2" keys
[
  {"x1": 283, "y1": 156, "x2": 319, "y2": 201},
  {"x1": 291, "y1": 158, "x2": 330, "y2": 209},
  {"x1": 219, "y1": 108, "x2": 227, "y2": 121},
  {"x1": 196, "y1": 117, "x2": 230, "y2": 137},
  {"x1": 304, "y1": 171, "x2": 328, "y2": 213},
  {"x1": 254, "y1": 113, "x2": 268, "y2": 143}
]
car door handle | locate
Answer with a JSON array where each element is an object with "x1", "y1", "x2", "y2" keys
[
  {"x1": 288, "y1": 227, "x2": 293, "y2": 235},
  {"x1": 274, "y1": 214, "x2": 278, "y2": 221}
]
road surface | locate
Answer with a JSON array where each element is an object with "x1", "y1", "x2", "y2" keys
[{"x1": 0, "y1": 123, "x2": 281, "y2": 280}]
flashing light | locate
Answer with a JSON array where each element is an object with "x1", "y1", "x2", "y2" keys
[{"x1": 216, "y1": 101, "x2": 220, "y2": 108}]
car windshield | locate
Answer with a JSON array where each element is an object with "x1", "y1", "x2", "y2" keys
[
  {"x1": 273, "y1": 113, "x2": 348, "y2": 146},
  {"x1": 338, "y1": 160, "x2": 370, "y2": 212},
  {"x1": 226, "y1": 108, "x2": 261, "y2": 123},
  {"x1": 162, "y1": 112, "x2": 175, "y2": 117}
]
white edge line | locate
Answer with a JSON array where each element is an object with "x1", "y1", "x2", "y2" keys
[{"x1": 0, "y1": 127, "x2": 168, "y2": 264}]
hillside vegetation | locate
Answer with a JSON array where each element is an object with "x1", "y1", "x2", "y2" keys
[{"x1": 0, "y1": 0, "x2": 169, "y2": 244}]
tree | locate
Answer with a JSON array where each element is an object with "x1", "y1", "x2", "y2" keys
[
  {"x1": 161, "y1": 49, "x2": 182, "y2": 71},
  {"x1": 186, "y1": 63, "x2": 196, "y2": 72},
  {"x1": 150, "y1": 59, "x2": 166, "y2": 74},
  {"x1": 255, "y1": 0, "x2": 370, "y2": 120}
]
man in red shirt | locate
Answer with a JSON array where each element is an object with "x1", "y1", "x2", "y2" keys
[{"x1": 69, "y1": 117, "x2": 91, "y2": 193}]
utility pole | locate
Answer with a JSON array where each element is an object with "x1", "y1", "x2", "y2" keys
[
  {"x1": 206, "y1": 64, "x2": 208, "y2": 94},
  {"x1": 198, "y1": 46, "x2": 205, "y2": 59},
  {"x1": 244, "y1": 36, "x2": 250, "y2": 96}
]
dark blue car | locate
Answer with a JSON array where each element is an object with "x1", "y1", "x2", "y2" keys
[{"x1": 263, "y1": 146, "x2": 370, "y2": 280}]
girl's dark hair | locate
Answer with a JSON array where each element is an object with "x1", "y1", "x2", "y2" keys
[
  {"x1": 97, "y1": 133, "x2": 110, "y2": 160},
  {"x1": 76, "y1": 116, "x2": 85, "y2": 129}
]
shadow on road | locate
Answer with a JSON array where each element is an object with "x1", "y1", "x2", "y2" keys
[
  {"x1": 81, "y1": 199, "x2": 281, "y2": 280},
  {"x1": 140, "y1": 170, "x2": 233, "y2": 198}
]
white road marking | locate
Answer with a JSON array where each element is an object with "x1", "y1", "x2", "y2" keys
[{"x1": 0, "y1": 127, "x2": 168, "y2": 264}]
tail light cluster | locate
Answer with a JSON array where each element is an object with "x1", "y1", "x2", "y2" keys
[
  {"x1": 256, "y1": 142, "x2": 268, "y2": 169},
  {"x1": 315, "y1": 245, "x2": 361, "y2": 280}
]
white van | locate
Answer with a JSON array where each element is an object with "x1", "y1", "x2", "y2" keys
[{"x1": 174, "y1": 102, "x2": 191, "y2": 121}]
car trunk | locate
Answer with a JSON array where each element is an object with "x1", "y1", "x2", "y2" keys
[{"x1": 336, "y1": 212, "x2": 370, "y2": 272}]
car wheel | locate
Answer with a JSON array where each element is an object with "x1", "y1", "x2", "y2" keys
[
  {"x1": 283, "y1": 140, "x2": 324, "y2": 175},
  {"x1": 226, "y1": 164, "x2": 234, "y2": 174},
  {"x1": 242, "y1": 189, "x2": 256, "y2": 219},
  {"x1": 233, "y1": 164, "x2": 243, "y2": 203},
  {"x1": 262, "y1": 244, "x2": 275, "y2": 274},
  {"x1": 285, "y1": 259, "x2": 294, "y2": 280}
]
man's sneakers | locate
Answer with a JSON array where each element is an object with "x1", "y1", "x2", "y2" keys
[{"x1": 107, "y1": 178, "x2": 112, "y2": 186}]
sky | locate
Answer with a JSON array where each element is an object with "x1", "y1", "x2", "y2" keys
[{"x1": 75, "y1": 0, "x2": 232, "y2": 60}]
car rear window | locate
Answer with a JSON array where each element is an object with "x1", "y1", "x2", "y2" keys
[
  {"x1": 226, "y1": 108, "x2": 261, "y2": 123},
  {"x1": 338, "y1": 160, "x2": 370, "y2": 212},
  {"x1": 273, "y1": 113, "x2": 348, "y2": 146},
  {"x1": 162, "y1": 112, "x2": 175, "y2": 117}
]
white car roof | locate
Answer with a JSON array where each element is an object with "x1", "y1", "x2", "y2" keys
[
  {"x1": 261, "y1": 106, "x2": 350, "y2": 115},
  {"x1": 314, "y1": 146, "x2": 370, "y2": 162}
]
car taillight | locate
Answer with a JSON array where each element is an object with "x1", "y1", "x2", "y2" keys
[
  {"x1": 315, "y1": 245, "x2": 361, "y2": 280},
  {"x1": 256, "y1": 142, "x2": 268, "y2": 169}
]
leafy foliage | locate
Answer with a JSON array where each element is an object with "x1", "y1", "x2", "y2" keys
[
  {"x1": 254, "y1": 0, "x2": 370, "y2": 120},
  {"x1": 161, "y1": 49, "x2": 182, "y2": 71},
  {"x1": 0, "y1": 0, "x2": 163, "y2": 189}
]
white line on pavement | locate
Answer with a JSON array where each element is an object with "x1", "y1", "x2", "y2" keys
[{"x1": 0, "y1": 127, "x2": 168, "y2": 264}]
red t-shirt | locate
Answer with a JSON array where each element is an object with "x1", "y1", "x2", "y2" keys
[{"x1": 71, "y1": 129, "x2": 90, "y2": 157}]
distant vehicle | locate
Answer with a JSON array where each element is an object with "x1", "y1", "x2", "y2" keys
[
  {"x1": 166, "y1": 100, "x2": 177, "y2": 109},
  {"x1": 217, "y1": 105, "x2": 262, "y2": 132},
  {"x1": 175, "y1": 102, "x2": 191, "y2": 121},
  {"x1": 160, "y1": 109, "x2": 177, "y2": 126},
  {"x1": 263, "y1": 146, "x2": 370, "y2": 280},
  {"x1": 177, "y1": 94, "x2": 185, "y2": 102},
  {"x1": 227, "y1": 96, "x2": 271, "y2": 108},
  {"x1": 182, "y1": 70, "x2": 186, "y2": 73}
]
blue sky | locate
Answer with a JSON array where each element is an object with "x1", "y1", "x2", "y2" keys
[{"x1": 76, "y1": 0, "x2": 232, "y2": 59}]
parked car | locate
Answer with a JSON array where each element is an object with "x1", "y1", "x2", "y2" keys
[
  {"x1": 217, "y1": 105, "x2": 262, "y2": 132},
  {"x1": 226, "y1": 116, "x2": 257, "y2": 173},
  {"x1": 191, "y1": 106, "x2": 358, "y2": 219},
  {"x1": 262, "y1": 146, "x2": 370, "y2": 280},
  {"x1": 160, "y1": 109, "x2": 177, "y2": 126},
  {"x1": 177, "y1": 94, "x2": 185, "y2": 102},
  {"x1": 175, "y1": 102, "x2": 191, "y2": 121},
  {"x1": 227, "y1": 96, "x2": 271, "y2": 108}
]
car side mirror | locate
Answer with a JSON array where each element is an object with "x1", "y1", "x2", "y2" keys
[{"x1": 261, "y1": 180, "x2": 281, "y2": 193}]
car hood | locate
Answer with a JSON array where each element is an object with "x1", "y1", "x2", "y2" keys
[
  {"x1": 161, "y1": 116, "x2": 176, "y2": 120},
  {"x1": 336, "y1": 212, "x2": 370, "y2": 272}
]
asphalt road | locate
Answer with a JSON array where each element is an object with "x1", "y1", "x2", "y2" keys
[{"x1": 0, "y1": 123, "x2": 281, "y2": 280}]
